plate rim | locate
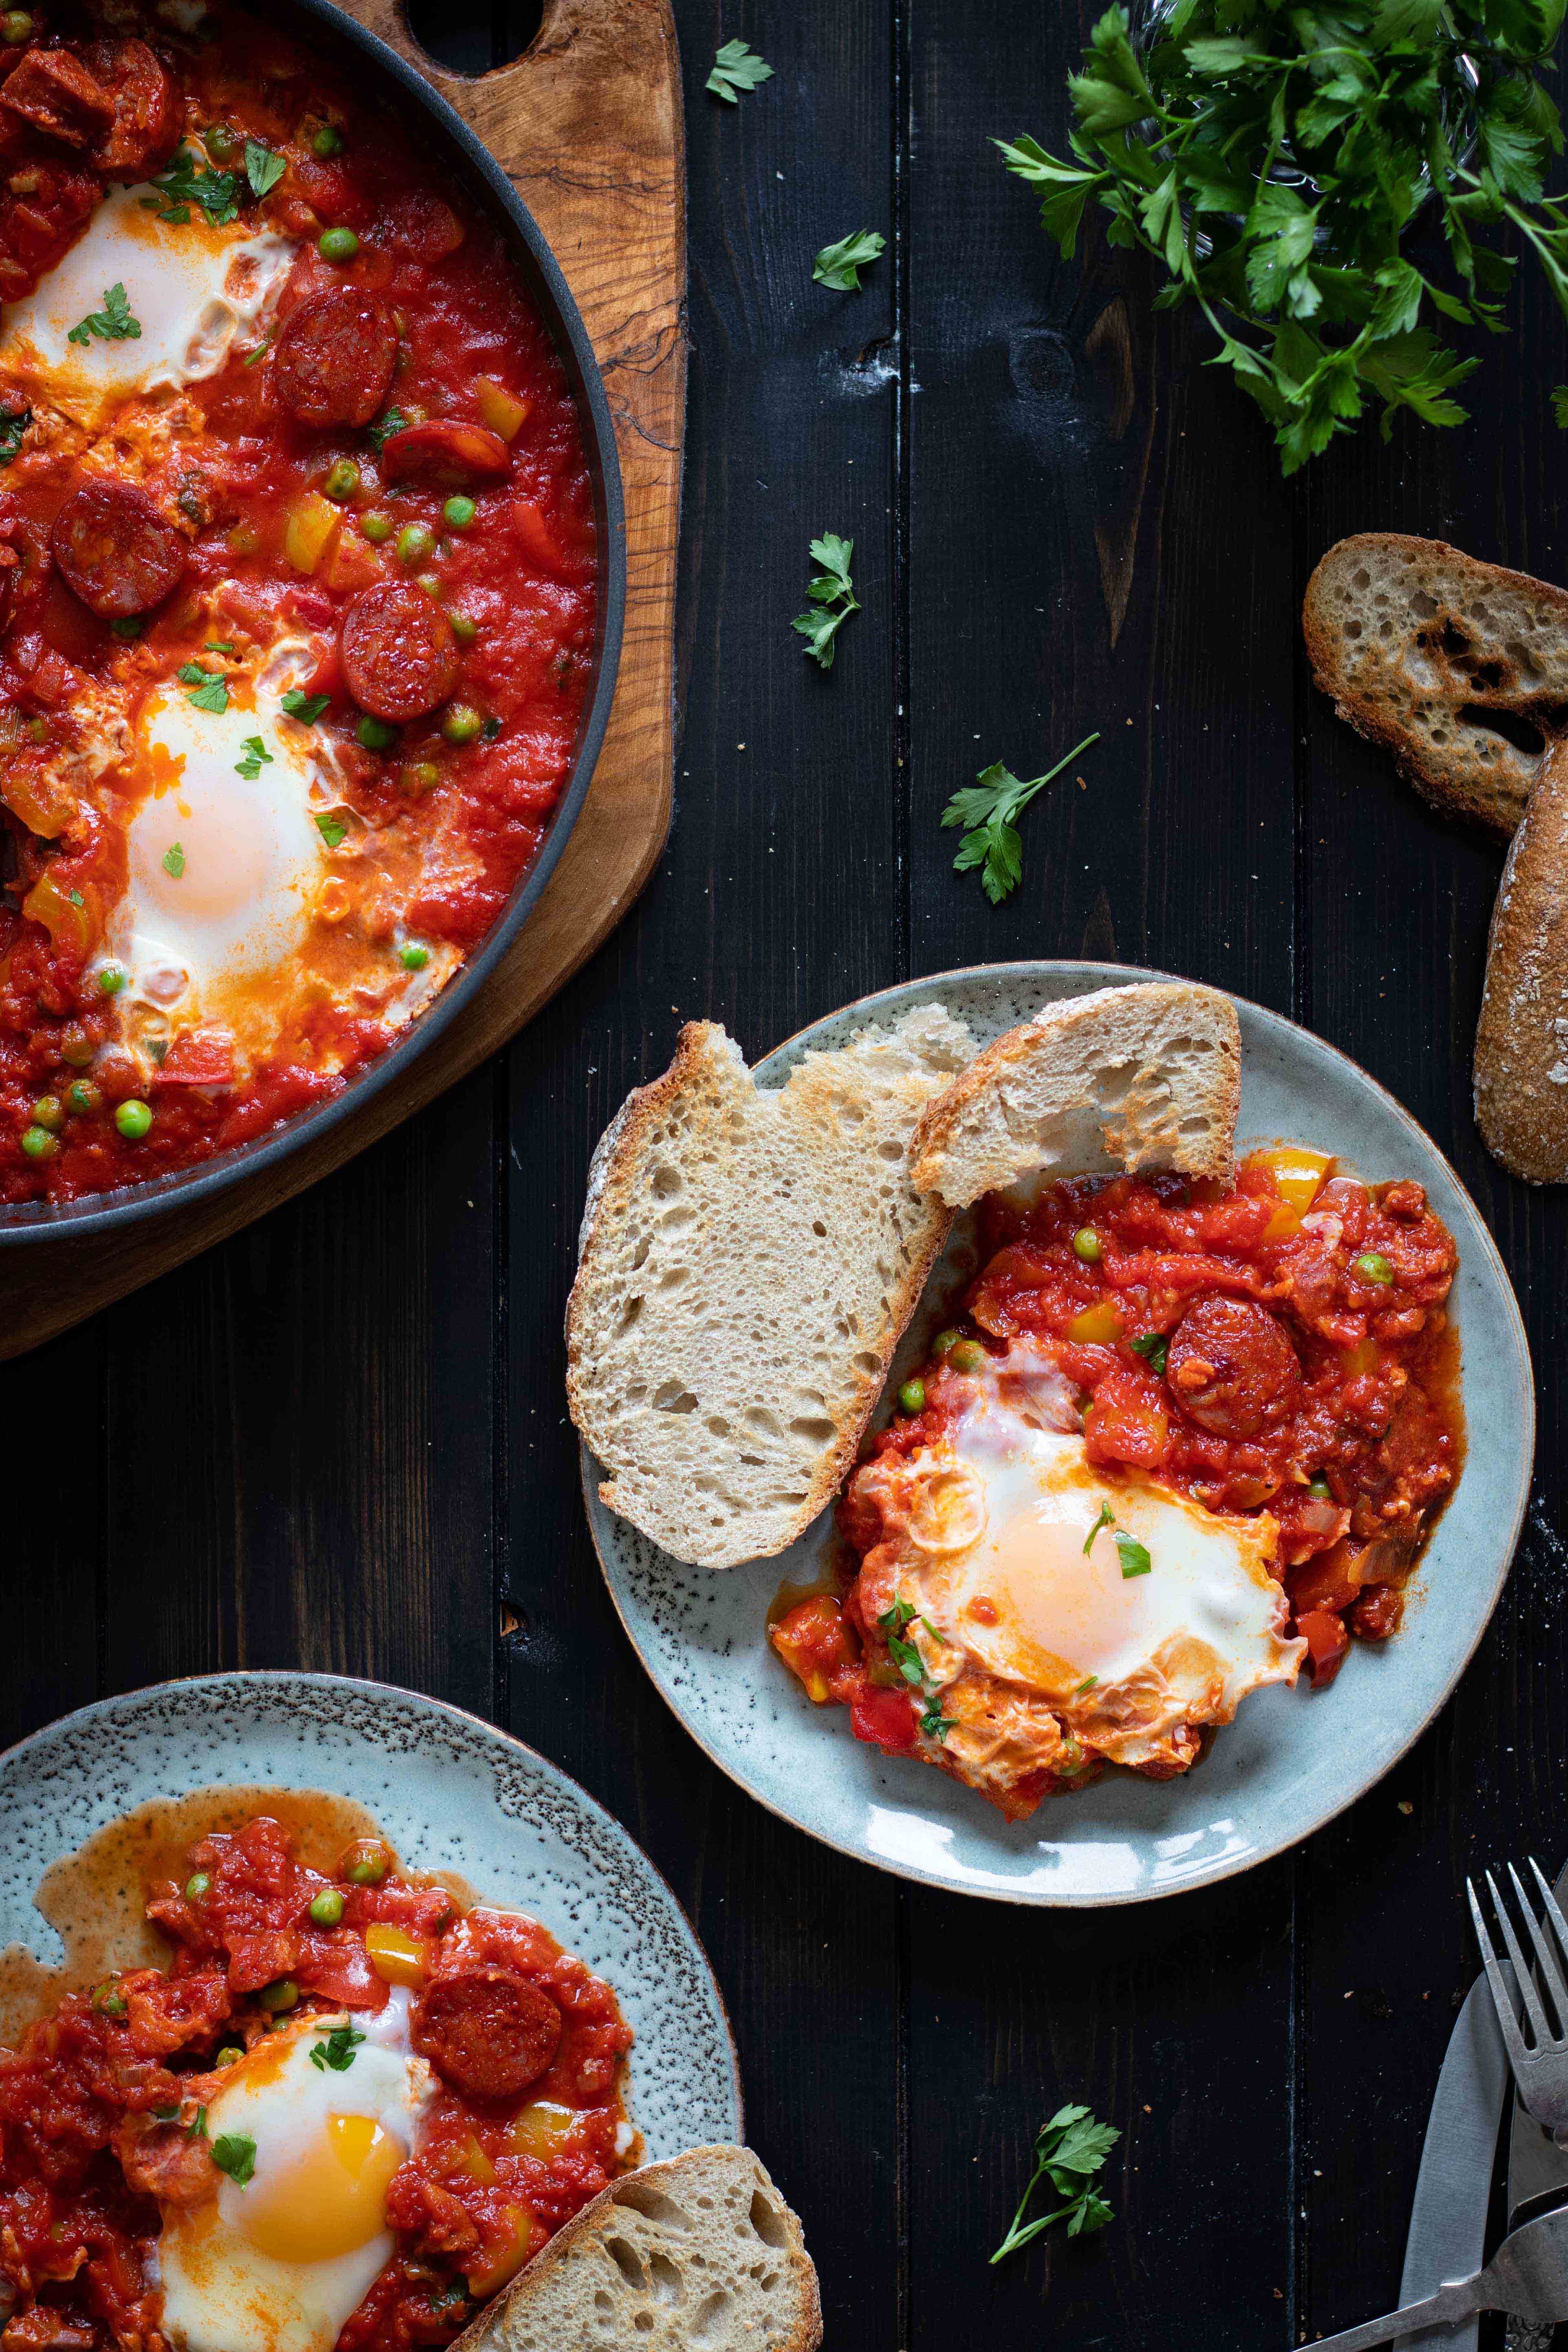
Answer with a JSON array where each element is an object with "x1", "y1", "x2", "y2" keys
[
  {"x1": 584, "y1": 957, "x2": 1536, "y2": 1908},
  {"x1": 0, "y1": 1667, "x2": 743, "y2": 2133}
]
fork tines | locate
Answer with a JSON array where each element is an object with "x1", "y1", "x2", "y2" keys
[{"x1": 1467, "y1": 1860, "x2": 1568, "y2": 2072}]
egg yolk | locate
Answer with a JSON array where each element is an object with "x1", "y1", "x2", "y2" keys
[{"x1": 240, "y1": 2114, "x2": 404, "y2": 2262}]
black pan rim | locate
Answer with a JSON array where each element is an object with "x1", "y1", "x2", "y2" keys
[{"x1": 0, "y1": 0, "x2": 628, "y2": 1248}]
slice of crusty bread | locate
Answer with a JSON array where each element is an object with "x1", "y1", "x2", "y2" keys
[
  {"x1": 453, "y1": 2146, "x2": 821, "y2": 2352},
  {"x1": 909, "y1": 980, "x2": 1240, "y2": 1208},
  {"x1": 1303, "y1": 532, "x2": 1568, "y2": 836},
  {"x1": 566, "y1": 1003, "x2": 974, "y2": 1568},
  {"x1": 1475, "y1": 739, "x2": 1568, "y2": 1182}
]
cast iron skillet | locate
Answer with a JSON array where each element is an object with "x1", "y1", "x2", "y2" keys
[{"x1": 0, "y1": 0, "x2": 627, "y2": 1246}]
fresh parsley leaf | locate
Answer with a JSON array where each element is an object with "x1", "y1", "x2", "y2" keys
[
  {"x1": 0, "y1": 406, "x2": 31, "y2": 464},
  {"x1": 991, "y1": 2104, "x2": 1119, "y2": 2264},
  {"x1": 367, "y1": 409, "x2": 409, "y2": 453},
  {"x1": 1073, "y1": 1675, "x2": 1100, "y2": 1695},
  {"x1": 145, "y1": 146, "x2": 242, "y2": 226},
  {"x1": 1082, "y1": 1501, "x2": 1115, "y2": 1557},
  {"x1": 942, "y1": 732, "x2": 1101, "y2": 903},
  {"x1": 813, "y1": 229, "x2": 886, "y2": 291},
  {"x1": 1114, "y1": 1528, "x2": 1152, "y2": 1580},
  {"x1": 190, "y1": 2105, "x2": 208, "y2": 2141},
  {"x1": 282, "y1": 690, "x2": 329, "y2": 724},
  {"x1": 792, "y1": 532, "x2": 859, "y2": 670},
  {"x1": 309, "y1": 2025, "x2": 365, "y2": 2073},
  {"x1": 876, "y1": 1596, "x2": 954, "y2": 1742},
  {"x1": 315, "y1": 811, "x2": 348, "y2": 848},
  {"x1": 235, "y1": 736, "x2": 272, "y2": 780},
  {"x1": 177, "y1": 662, "x2": 229, "y2": 714},
  {"x1": 211, "y1": 2132, "x2": 256, "y2": 2186},
  {"x1": 706, "y1": 37, "x2": 772, "y2": 103},
  {"x1": 66, "y1": 283, "x2": 141, "y2": 349},
  {"x1": 244, "y1": 139, "x2": 286, "y2": 199},
  {"x1": 919, "y1": 1697, "x2": 958, "y2": 1741},
  {"x1": 162, "y1": 842, "x2": 185, "y2": 878},
  {"x1": 1129, "y1": 1331, "x2": 1168, "y2": 1376},
  {"x1": 205, "y1": 640, "x2": 236, "y2": 654}
]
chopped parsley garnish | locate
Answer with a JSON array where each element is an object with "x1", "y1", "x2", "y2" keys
[
  {"x1": 0, "y1": 406, "x2": 31, "y2": 464},
  {"x1": 991, "y1": 2104, "x2": 1119, "y2": 2262},
  {"x1": 211, "y1": 2132, "x2": 256, "y2": 2186},
  {"x1": 66, "y1": 283, "x2": 141, "y2": 349},
  {"x1": 1083, "y1": 1502, "x2": 1114, "y2": 1556},
  {"x1": 244, "y1": 138, "x2": 286, "y2": 199},
  {"x1": 877, "y1": 1597, "x2": 955, "y2": 1744},
  {"x1": 706, "y1": 37, "x2": 772, "y2": 103},
  {"x1": 367, "y1": 408, "x2": 410, "y2": 452},
  {"x1": 315, "y1": 811, "x2": 347, "y2": 848},
  {"x1": 941, "y1": 732, "x2": 1101, "y2": 904},
  {"x1": 191, "y1": 2105, "x2": 208, "y2": 2140},
  {"x1": 205, "y1": 639, "x2": 236, "y2": 654},
  {"x1": 1082, "y1": 1501, "x2": 1152, "y2": 1579},
  {"x1": 235, "y1": 736, "x2": 271, "y2": 780},
  {"x1": 1130, "y1": 1332, "x2": 1168, "y2": 1376},
  {"x1": 813, "y1": 229, "x2": 886, "y2": 291},
  {"x1": 177, "y1": 662, "x2": 229, "y2": 714},
  {"x1": 310, "y1": 2025, "x2": 365, "y2": 2074},
  {"x1": 162, "y1": 842, "x2": 185, "y2": 878},
  {"x1": 145, "y1": 146, "x2": 242, "y2": 226},
  {"x1": 791, "y1": 532, "x2": 859, "y2": 670},
  {"x1": 1073, "y1": 1676, "x2": 1100, "y2": 1695},
  {"x1": 281, "y1": 689, "x2": 330, "y2": 724}
]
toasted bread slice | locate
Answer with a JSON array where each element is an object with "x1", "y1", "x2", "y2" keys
[
  {"x1": 1303, "y1": 532, "x2": 1568, "y2": 836},
  {"x1": 453, "y1": 2146, "x2": 822, "y2": 2352},
  {"x1": 1475, "y1": 739, "x2": 1568, "y2": 1182},
  {"x1": 567, "y1": 1004, "x2": 974, "y2": 1568},
  {"x1": 909, "y1": 980, "x2": 1240, "y2": 1208}
]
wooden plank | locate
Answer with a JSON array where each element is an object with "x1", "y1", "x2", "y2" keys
[{"x1": 0, "y1": 0, "x2": 684, "y2": 1359}]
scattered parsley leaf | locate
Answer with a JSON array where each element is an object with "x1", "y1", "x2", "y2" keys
[
  {"x1": 190, "y1": 2105, "x2": 208, "y2": 2141},
  {"x1": 813, "y1": 229, "x2": 886, "y2": 291},
  {"x1": 941, "y1": 731, "x2": 1100, "y2": 903},
  {"x1": 792, "y1": 532, "x2": 859, "y2": 670},
  {"x1": 1082, "y1": 1501, "x2": 1115, "y2": 1557},
  {"x1": 991, "y1": 2104, "x2": 1119, "y2": 2264},
  {"x1": 310, "y1": 2025, "x2": 365, "y2": 2073},
  {"x1": 66, "y1": 282, "x2": 141, "y2": 349},
  {"x1": 1073, "y1": 1675, "x2": 1100, "y2": 1695},
  {"x1": 315, "y1": 811, "x2": 348, "y2": 848},
  {"x1": 235, "y1": 736, "x2": 272, "y2": 780},
  {"x1": 162, "y1": 842, "x2": 185, "y2": 878},
  {"x1": 707, "y1": 37, "x2": 772, "y2": 103},
  {"x1": 0, "y1": 406, "x2": 31, "y2": 464},
  {"x1": 1114, "y1": 1528, "x2": 1152, "y2": 1580},
  {"x1": 145, "y1": 146, "x2": 242, "y2": 226},
  {"x1": 367, "y1": 408, "x2": 409, "y2": 452},
  {"x1": 1129, "y1": 1331, "x2": 1168, "y2": 1376},
  {"x1": 244, "y1": 139, "x2": 286, "y2": 199},
  {"x1": 211, "y1": 2132, "x2": 256, "y2": 2186},
  {"x1": 876, "y1": 1596, "x2": 954, "y2": 1743},
  {"x1": 68, "y1": 889, "x2": 84, "y2": 908},
  {"x1": 205, "y1": 640, "x2": 236, "y2": 654},
  {"x1": 281, "y1": 689, "x2": 329, "y2": 724},
  {"x1": 176, "y1": 662, "x2": 229, "y2": 714}
]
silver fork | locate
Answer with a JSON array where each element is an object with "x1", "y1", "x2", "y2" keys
[
  {"x1": 1304, "y1": 2203, "x2": 1568, "y2": 2352},
  {"x1": 1468, "y1": 1860, "x2": 1568, "y2": 2149}
]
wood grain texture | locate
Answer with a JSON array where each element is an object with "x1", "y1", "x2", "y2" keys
[{"x1": 0, "y1": 0, "x2": 684, "y2": 1361}]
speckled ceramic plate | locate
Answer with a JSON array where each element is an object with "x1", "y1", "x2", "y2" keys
[
  {"x1": 0, "y1": 1673, "x2": 740, "y2": 2147},
  {"x1": 585, "y1": 962, "x2": 1535, "y2": 1907}
]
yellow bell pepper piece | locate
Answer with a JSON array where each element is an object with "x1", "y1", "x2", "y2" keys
[
  {"x1": 466, "y1": 2205, "x2": 542, "y2": 2298},
  {"x1": 1262, "y1": 1202, "x2": 1301, "y2": 1244},
  {"x1": 1068, "y1": 1299, "x2": 1123, "y2": 1346},
  {"x1": 284, "y1": 491, "x2": 340, "y2": 575},
  {"x1": 475, "y1": 377, "x2": 530, "y2": 442},
  {"x1": 364, "y1": 1922, "x2": 428, "y2": 1987},
  {"x1": 459, "y1": 2135, "x2": 497, "y2": 2185},
  {"x1": 507, "y1": 2100, "x2": 580, "y2": 2164},
  {"x1": 1249, "y1": 1145, "x2": 1332, "y2": 1215}
]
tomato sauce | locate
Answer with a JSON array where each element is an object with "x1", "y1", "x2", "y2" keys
[
  {"x1": 0, "y1": 1807, "x2": 635, "y2": 2350},
  {"x1": 0, "y1": 5, "x2": 596, "y2": 1206}
]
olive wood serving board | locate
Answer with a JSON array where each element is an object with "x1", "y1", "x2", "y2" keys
[{"x1": 0, "y1": 0, "x2": 684, "y2": 1360}]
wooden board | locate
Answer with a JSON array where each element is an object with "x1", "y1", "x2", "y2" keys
[{"x1": 0, "y1": 0, "x2": 684, "y2": 1361}]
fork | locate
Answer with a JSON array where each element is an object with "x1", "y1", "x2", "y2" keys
[
  {"x1": 1468, "y1": 1860, "x2": 1568, "y2": 2149},
  {"x1": 1303, "y1": 2202, "x2": 1568, "y2": 2352}
]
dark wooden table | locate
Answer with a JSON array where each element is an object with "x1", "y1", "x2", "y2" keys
[{"x1": 7, "y1": 2, "x2": 1568, "y2": 2344}]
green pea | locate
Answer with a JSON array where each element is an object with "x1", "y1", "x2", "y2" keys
[
  {"x1": 442, "y1": 495, "x2": 475, "y2": 530},
  {"x1": 311, "y1": 123, "x2": 344, "y2": 158},
  {"x1": 356, "y1": 714, "x2": 396, "y2": 752},
  {"x1": 324, "y1": 458, "x2": 361, "y2": 503},
  {"x1": 98, "y1": 965, "x2": 126, "y2": 996},
  {"x1": 344, "y1": 1841, "x2": 389, "y2": 1885},
  {"x1": 92, "y1": 1981, "x2": 127, "y2": 2018},
  {"x1": 898, "y1": 1379, "x2": 926, "y2": 1416},
  {"x1": 929, "y1": 1328, "x2": 962, "y2": 1360},
  {"x1": 20, "y1": 1124, "x2": 55, "y2": 1159},
  {"x1": 318, "y1": 226, "x2": 359, "y2": 263},
  {"x1": 213, "y1": 2044, "x2": 244, "y2": 2067},
  {"x1": 1, "y1": 11, "x2": 33, "y2": 40},
  {"x1": 308, "y1": 1888, "x2": 345, "y2": 1927},
  {"x1": 111, "y1": 615, "x2": 144, "y2": 640},
  {"x1": 441, "y1": 703, "x2": 482, "y2": 745},
  {"x1": 24, "y1": 717, "x2": 45, "y2": 744},
  {"x1": 1308, "y1": 1476, "x2": 1333, "y2": 1499},
  {"x1": 68, "y1": 1080, "x2": 100, "y2": 1115},
  {"x1": 60, "y1": 1024, "x2": 93, "y2": 1066},
  {"x1": 31, "y1": 1093, "x2": 62, "y2": 1132},
  {"x1": 184, "y1": 1872, "x2": 211, "y2": 1902},
  {"x1": 400, "y1": 943, "x2": 430, "y2": 971},
  {"x1": 115, "y1": 1099, "x2": 152, "y2": 1141},
  {"x1": 448, "y1": 611, "x2": 478, "y2": 644},
  {"x1": 205, "y1": 123, "x2": 238, "y2": 161},
  {"x1": 948, "y1": 1340, "x2": 987, "y2": 1376},
  {"x1": 1072, "y1": 1227, "x2": 1103, "y2": 1264},
  {"x1": 257, "y1": 1977, "x2": 299, "y2": 2013},
  {"x1": 400, "y1": 761, "x2": 440, "y2": 794},
  {"x1": 360, "y1": 512, "x2": 394, "y2": 545},
  {"x1": 1354, "y1": 1251, "x2": 1394, "y2": 1286},
  {"x1": 396, "y1": 521, "x2": 433, "y2": 567}
]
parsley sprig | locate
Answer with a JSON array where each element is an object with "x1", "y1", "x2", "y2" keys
[
  {"x1": 707, "y1": 38, "x2": 773, "y2": 102},
  {"x1": 1001, "y1": 0, "x2": 1568, "y2": 474},
  {"x1": 67, "y1": 283, "x2": 140, "y2": 349},
  {"x1": 310, "y1": 2025, "x2": 364, "y2": 2073},
  {"x1": 877, "y1": 1597, "x2": 957, "y2": 1743},
  {"x1": 145, "y1": 147, "x2": 243, "y2": 226},
  {"x1": 991, "y1": 2105, "x2": 1119, "y2": 2262},
  {"x1": 0, "y1": 406, "x2": 31, "y2": 463},
  {"x1": 941, "y1": 732, "x2": 1100, "y2": 903},
  {"x1": 814, "y1": 229, "x2": 886, "y2": 290},
  {"x1": 792, "y1": 532, "x2": 860, "y2": 669}
]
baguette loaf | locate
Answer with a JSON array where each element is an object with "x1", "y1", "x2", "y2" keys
[
  {"x1": 451, "y1": 2146, "x2": 821, "y2": 2352},
  {"x1": 1475, "y1": 739, "x2": 1568, "y2": 1181}
]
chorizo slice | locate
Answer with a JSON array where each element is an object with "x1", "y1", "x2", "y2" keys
[
  {"x1": 1165, "y1": 1296, "x2": 1301, "y2": 1439},
  {"x1": 340, "y1": 579, "x2": 457, "y2": 722},
  {"x1": 51, "y1": 481, "x2": 185, "y2": 619},
  {"x1": 379, "y1": 419, "x2": 510, "y2": 489},
  {"x1": 0, "y1": 46, "x2": 114, "y2": 148},
  {"x1": 411, "y1": 1965, "x2": 561, "y2": 2101},
  {"x1": 83, "y1": 40, "x2": 182, "y2": 180},
  {"x1": 274, "y1": 289, "x2": 398, "y2": 430}
]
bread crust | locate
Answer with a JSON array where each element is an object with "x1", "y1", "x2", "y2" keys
[
  {"x1": 1475, "y1": 739, "x2": 1568, "y2": 1182},
  {"x1": 1303, "y1": 532, "x2": 1568, "y2": 837}
]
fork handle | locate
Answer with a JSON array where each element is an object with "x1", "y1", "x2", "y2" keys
[{"x1": 1303, "y1": 2274, "x2": 1484, "y2": 2352}]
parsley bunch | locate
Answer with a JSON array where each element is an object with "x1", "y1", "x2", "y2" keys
[
  {"x1": 991, "y1": 2105, "x2": 1120, "y2": 2262},
  {"x1": 1002, "y1": 0, "x2": 1568, "y2": 472}
]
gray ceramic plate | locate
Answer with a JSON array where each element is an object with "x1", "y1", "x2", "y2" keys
[
  {"x1": 585, "y1": 962, "x2": 1535, "y2": 1908},
  {"x1": 0, "y1": 1673, "x2": 740, "y2": 2149}
]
